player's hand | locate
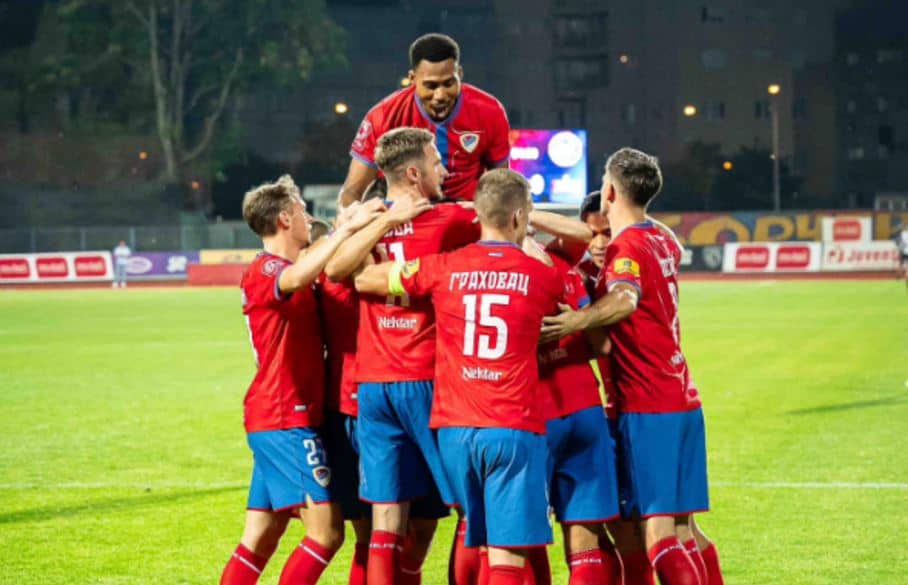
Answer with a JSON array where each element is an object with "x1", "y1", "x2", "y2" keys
[
  {"x1": 344, "y1": 198, "x2": 386, "y2": 231},
  {"x1": 386, "y1": 197, "x2": 432, "y2": 224},
  {"x1": 540, "y1": 304, "x2": 583, "y2": 343}
]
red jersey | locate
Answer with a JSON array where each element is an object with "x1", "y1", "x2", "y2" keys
[
  {"x1": 318, "y1": 275, "x2": 359, "y2": 416},
  {"x1": 395, "y1": 242, "x2": 563, "y2": 434},
  {"x1": 599, "y1": 222, "x2": 700, "y2": 413},
  {"x1": 350, "y1": 84, "x2": 511, "y2": 201},
  {"x1": 537, "y1": 254, "x2": 602, "y2": 419},
  {"x1": 240, "y1": 253, "x2": 325, "y2": 432},
  {"x1": 355, "y1": 203, "x2": 481, "y2": 383}
]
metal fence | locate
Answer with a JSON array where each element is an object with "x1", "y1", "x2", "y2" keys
[{"x1": 0, "y1": 222, "x2": 262, "y2": 254}]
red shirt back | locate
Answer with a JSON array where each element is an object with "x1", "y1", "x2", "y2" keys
[
  {"x1": 355, "y1": 203, "x2": 481, "y2": 383},
  {"x1": 600, "y1": 222, "x2": 700, "y2": 413},
  {"x1": 241, "y1": 253, "x2": 325, "y2": 432},
  {"x1": 318, "y1": 275, "x2": 359, "y2": 416},
  {"x1": 397, "y1": 242, "x2": 563, "y2": 434},
  {"x1": 537, "y1": 254, "x2": 603, "y2": 419},
  {"x1": 350, "y1": 84, "x2": 511, "y2": 201}
]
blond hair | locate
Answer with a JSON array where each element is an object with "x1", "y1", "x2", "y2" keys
[
  {"x1": 374, "y1": 127, "x2": 435, "y2": 180},
  {"x1": 242, "y1": 174, "x2": 300, "y2": 237},
  {"x1": 474, "y1": 169, "x2": 531, "y2": 228}
]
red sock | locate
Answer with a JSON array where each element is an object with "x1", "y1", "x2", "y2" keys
[
  {"x1": 621, "y1": 550, "x2": 655, "y2": 585},
  {"x1": 449, "y1": 519, "x2": 481, "y2": 585},
  {"x1": 700, "y1": 544, "x2": 725, "y2": 585},
  {"x1": 598, "y1": 535, "x2": 623, "y2": 585},
  {"x1": 490, "y1": 565, "x2": 527, "y2": 585},
  {"x1": 367, "y1": 530, "x2": 403, "y2": 585},
  {"x1": 400, "y1": 532, "x2": 423, "y2": 585},
  {"x1": 684, "y1": 540, "x2": 708, "y2": 585},
  {"x1": 526, "y1": 548, "x2": 551, "y2": 585},
  {"x1": 568, "y1": 549, "x2": 609, "y2": 585},
  {"x1": 348, "y1": 542, "x2": 368, "y2": 585},
  {"x1": 478, "y1": 549, "x2": 490, "y2": 585},
  {"x1": 221, "y1": 544, "x2": 268, "y2": 585},
  {"x1": 647, "y1": 537, "x2": 701, "y2": 585},
  {"x1": 278, "y1": 537, "x2": 336, "y2": 585}
]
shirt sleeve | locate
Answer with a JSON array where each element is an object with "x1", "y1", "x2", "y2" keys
[
  {"x1": 604, "y1": 240, "x2": 643, "y2": 294},
  {"x1": 482, "y1": 100, "x2": 511, "y2": 168},
  {"x1": 350, "y1": 107, "x2": 381, "y2": 168},
  {"x1": 246, "y1": 258, "x2": 292, "y2": 307},
  {"x1": 389, "y1": 253, "x2": 445, "y2": 299}
]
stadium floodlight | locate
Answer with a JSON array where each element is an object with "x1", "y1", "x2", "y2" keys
[
  {"x1": 723, "y1": 161, "x2": 733, "y2": 171},
  {"x1": 683, "y1": 105, "x2": 697, "y2": 117},
  {"x1": 619, "y1": 54, "x2": 630, "y2": 64},
  {"x1": 768, "y1": 84, "x2": 781, "y2": 96},
  {"x1": 138, "y1": 151, "x2": 148, "y2": 160},
  {"x1": 334, "y1": 102, "x2": 349, "y2": 115}
]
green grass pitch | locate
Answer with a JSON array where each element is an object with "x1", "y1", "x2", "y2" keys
[{"x1": 1, "y1": 280, "x2": 906, "y2": 584}]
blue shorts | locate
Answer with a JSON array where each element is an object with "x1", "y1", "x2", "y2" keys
[
  {"x1": 357, "y1": 381, "x2": 453, "y2": 511},
  {"x1": 438, "y1": 427, "x2": 552, "y2": 548},
  {"x1": 322, "y1": 411, "x2": 370, "y2": 520},
  {"x1": 546, "y1": 406, "x2": 620, "y2": 523},
  {"x1": 615, "y1": 408, "x2": 709, "y2": 519},
  {"x1": 246, "y1": 427, "x2": 332, "y2": 512}
]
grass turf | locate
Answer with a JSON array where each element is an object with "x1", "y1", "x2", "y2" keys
[{"x1": 0, "y1": 280, "x2": 906, "y2": 584}]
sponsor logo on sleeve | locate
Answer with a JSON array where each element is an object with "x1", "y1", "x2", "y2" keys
[
  {"x1": 400, "y1": 259, "x2": 420, "y2": 278},
  {"x1": 262, "y1": 258, "x2": 284, "y2": 277},
  {"x1": 613, "y1": 257, "x2": 640, "y2": 277},
  {"x1": 352, "y1": 119, "x2": 373, "y2": 151}
]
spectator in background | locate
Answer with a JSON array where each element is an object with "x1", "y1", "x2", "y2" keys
[
  {"x1": 113, "y1": 240, "x2": 131, "y2": 289},
  {"x1": 896, "y1": 223, "x2": 908, "y2": 288}
]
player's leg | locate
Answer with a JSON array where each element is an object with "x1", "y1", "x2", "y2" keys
[
  {"x1": 448, "y1": 510, "x2": 480, "y2": 585},
  {"x1": 480, "y1": 428, "x2": 552, "y2": 585},
  {"x1": 221, "y1": 508, "x2": 291, "y2": 585},
  {"x1": 674, "y1": 515, "x2": 707, "y2": 585},
  {"x1": 551, "y1": 407, "x2": 623, "y2": 584},
  {"x1": 349, "y1": 518, "x2": 372, "y2": 585},
  {"x1": 438, "y1": 428, "x2": 486, "y2": 585},
  {"x1": 619, "y1": 412, "x2": 704, "y2": 585},
  {"x1": 690, "y1": 515, "x2": 724, "y2": 585},
  {"x1": 607, "y1": 519, "x2": 652, "y2": 585}
]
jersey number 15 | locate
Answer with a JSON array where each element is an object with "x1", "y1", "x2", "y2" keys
[{"x1": 462, "y1": 294, "x2": 510, "y2": 359}]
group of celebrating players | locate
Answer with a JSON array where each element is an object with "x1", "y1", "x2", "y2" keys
[{"x1": 219, "y1": 34, "x2": 727, "y2": 585}]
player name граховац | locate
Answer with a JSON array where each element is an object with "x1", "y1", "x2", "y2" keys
[{"x1": 448, "y1": 270, "x2": 530, "y2": 296}]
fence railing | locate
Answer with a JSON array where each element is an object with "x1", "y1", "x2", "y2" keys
[{"x1": 0, "y1": 223, "x2": 262, "y2": 254}]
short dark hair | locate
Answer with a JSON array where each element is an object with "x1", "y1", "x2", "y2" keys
[
  {"x1": 362, "y1": 177, "x2": 388, "y2": 202},
  {"x1": 474, "y1": 169, "x2": 531, "y2": 229},
  {"x1": 579, "y1": 191, "x2": 601, "y2": 220},
  {"x1": 308, "y1": 219, "x2": 331, "y2": 243},
  {"x1": 605, "y1": 147, "x2": 663, "y2": 208},
  {"x1": 409, "y1": 33, "x2": 460, "y2": 69},
  {"x1": 242, "y1": 175, "x2": 300, "y2": 237}
]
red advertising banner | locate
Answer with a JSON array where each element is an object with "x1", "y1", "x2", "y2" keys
[
  {"x1": 723, "y1": 242, "x2": 823, "y2": 273},
  {"x1": 0, "y1": 252, "x2": 113, "y2": 283}
]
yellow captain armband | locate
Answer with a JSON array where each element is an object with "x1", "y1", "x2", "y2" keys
[{"x1": 388, "y1": 259, "x2": 419, "y2": 296}]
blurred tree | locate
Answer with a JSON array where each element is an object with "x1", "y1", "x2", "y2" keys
[{"x1": 54, "y1": 0, "x2": 347, "y2": 210}]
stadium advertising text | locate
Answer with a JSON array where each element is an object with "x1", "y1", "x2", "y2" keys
[
  {"x1": 651, "y1": 211, "x2": 908, "y2": 245},
  {"x1": 0, "y1": 252, "x2": 114, "y2": 283}
]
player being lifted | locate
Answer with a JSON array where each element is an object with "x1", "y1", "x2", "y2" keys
[
  {"x1": 355, "y1": 168, "x2": 565, "y2": 585},
  {"x1": 541, "y1": 148, "x2": 725, "y2": 585},
  {"x1": 339, "y1": 33, "x2": 510, "y2": 207},
  {"x1": 219, "y1": 176, "x2": 383, "y2": 585}
]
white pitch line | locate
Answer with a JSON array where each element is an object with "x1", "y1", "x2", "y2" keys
[{"x1": 712, "y1": 481, "x2": 908, "y2": 490}]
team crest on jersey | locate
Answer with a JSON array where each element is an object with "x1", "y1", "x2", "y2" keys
[
  {"x1": 460, "y1": 133, "x2": 480, "y2": 153},
  {"x1": 262, "y1": 258, "x2": 284, "y2": 276},
  {"x1": 401, "y1": 259, "x2": 420, "y2": 278},
  {"x1": 313, "y1": 465, "x2": 331, "y2": 488},
  {"x1": 614, "y1": 257, "x2": 640, "y2": 277}
]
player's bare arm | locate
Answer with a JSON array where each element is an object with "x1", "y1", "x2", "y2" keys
[
  {"x1": 540, "y1": 282, "x2": 639, "y2": 344},
  {"x1": 522, "y1": 235, "x2": 555, "y2": 267},
  {"x1": 337, "y1": 158, "x2": 379, "y2": 209},
  {"x1": 278, "y1": 200, "x2": 384, "y2": 293},
  {"x1": 529, "y1": 210, "x2": 593, "y2": 244},
  {"x1": 324, "y1": 197, "x2": 432, "y2": 282},
  {"x1": 352, "y1": 261, "x2": 395, "y2": 296}
]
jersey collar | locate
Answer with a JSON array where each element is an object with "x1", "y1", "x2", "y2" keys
[
  {"x1": 477, "y1": 240, "x2": 521, "y2": 249},
  {"x1": 414, "y1": 92, "x2": 464, "y2": 128}
]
